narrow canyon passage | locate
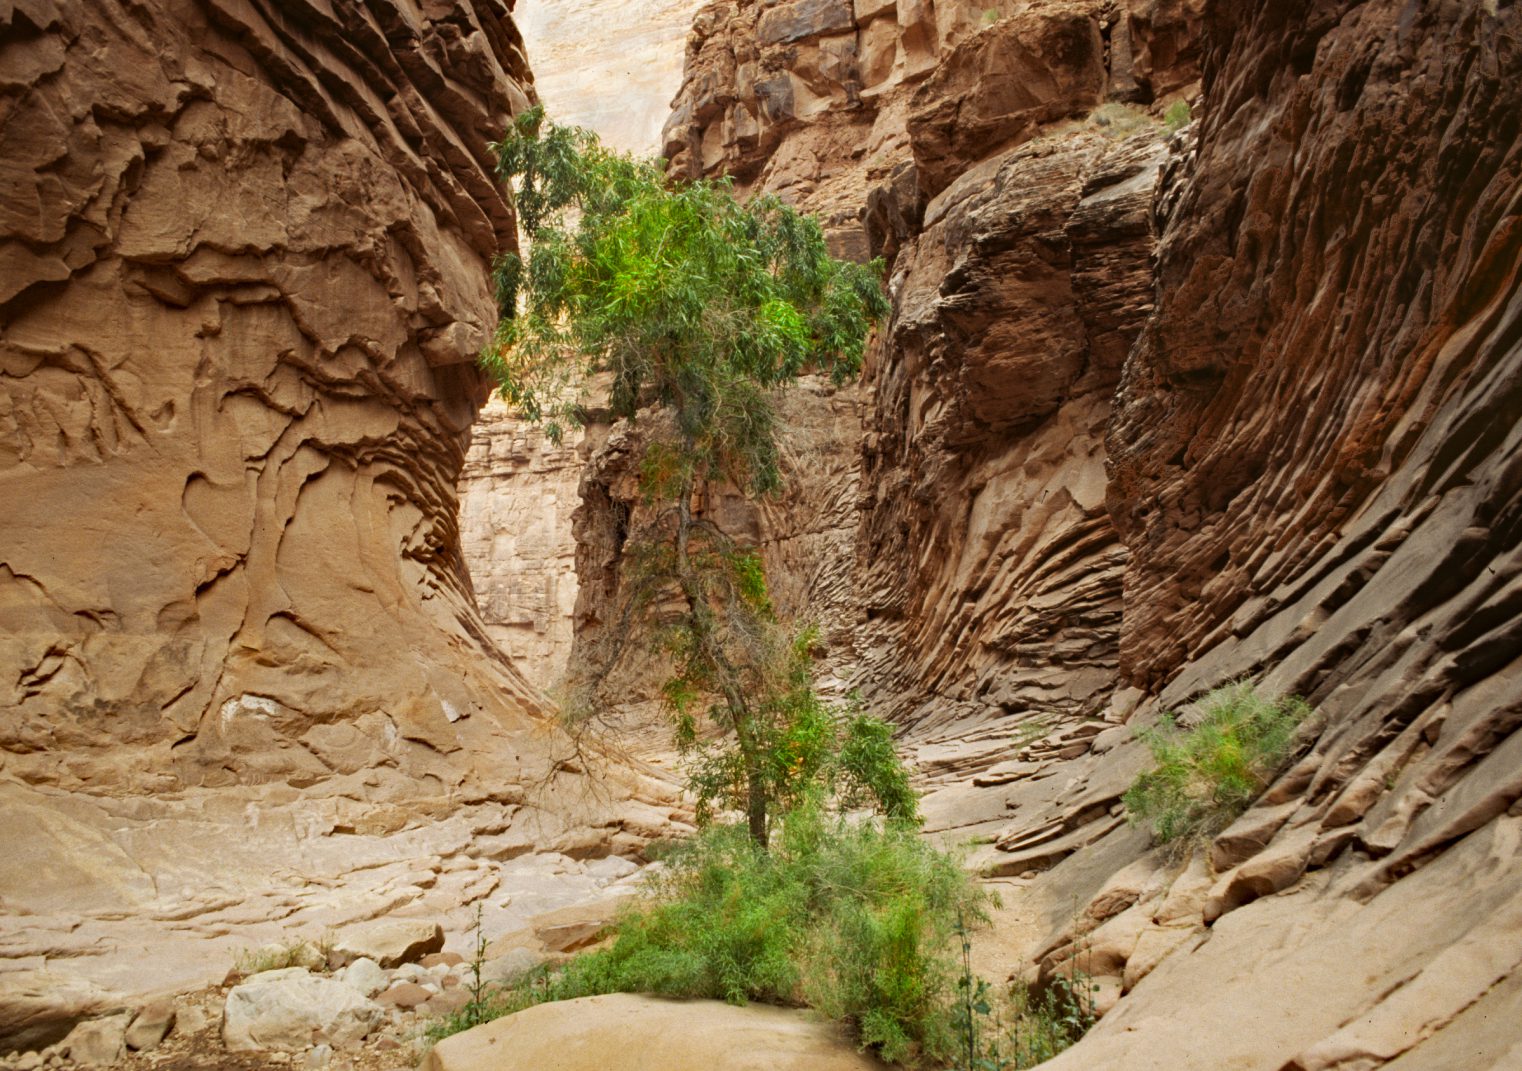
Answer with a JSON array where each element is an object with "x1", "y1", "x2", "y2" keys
[{"x1": 2, "y1": 0, "x2": 1519, "y2": 1069}]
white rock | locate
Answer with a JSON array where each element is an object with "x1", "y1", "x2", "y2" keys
[
  {"x1": 223, "y1": 968, "x2": 383, "y2": 1052},
  {"x1": 305, "y1": 1043, "x2": 333, "y2": 1069},
  {"x1": 60, "y1": 1013, "x2": 131, "y2": 1067},
  {"x1": 392, "y1": 963, "x2": 432, "y2": 985},
  {"x1": 584, "y1": 856, "x2": 639, "y2": 883},
  {"x1": 329, "y1": 920, "x2": 444, "y2": 969},
  {"x1": 337, "y1": 958, "x2": 387, "y2": 999}
]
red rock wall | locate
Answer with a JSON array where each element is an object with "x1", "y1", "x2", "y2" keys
[
  {"x1": 651, "y1": 0, "x2": 1522, "y2": 1063},
  {"x1": 0, "y1": 0, "x2": 551, "y2": 796},
  {"x1": 993, "y1": 3, "x2": 1522, "y2": 1067}
]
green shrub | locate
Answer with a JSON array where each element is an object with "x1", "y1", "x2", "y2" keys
[
  {"x1": 1123, "y1": 682, "x2": 1313, "y2": 852},
  {"x1": 949, "y1": 914, "x2": 1095, "y2": 1071},
  {"x1": 449, "y1": 805, "x2": 987, "y2": 1066},
  {"x1": 1163, "y1": 99, "x2": 1191, "y2": 133}
]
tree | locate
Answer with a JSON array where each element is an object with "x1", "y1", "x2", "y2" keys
[{"x1": 482, "y1": 107, "x2": 896, "y2": 845}]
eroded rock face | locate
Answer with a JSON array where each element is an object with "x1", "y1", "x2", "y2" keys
[
  {"x1": 459, "y1": 398, "x2": 583, "y2": 684},
  {"x1": 854, "y1": 128, "x2": 1166, "y2": 755},
  {"x1": 0, "y1": 0, "x2": 683, "y2": 1042},
  {"x1": 662, "y1": 0, "x2": 1203, "y2": 253},
  {"x1": 517, "y1": 0, "x2": 705, "y2": 155},
  {"x1": 0, "y1": 0, "x2": 540, "y2": 794},
  {"x1": 961, "y1": 2, "x2": 1522, "y2": 1068}
]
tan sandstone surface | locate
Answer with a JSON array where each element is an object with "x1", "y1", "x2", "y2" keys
[
  {"x1": 516, "y1": 0, "x2": 705, "y2": 155},
  {"x1": 423, "y1": 993, "x2": 887, "y2": 1071},
  {"x1": 458, "y1": 397, "x2": 582, "y2": 683},
  {"x1": 0, "y1": 0, "x2": 680, "y2": 1048}
]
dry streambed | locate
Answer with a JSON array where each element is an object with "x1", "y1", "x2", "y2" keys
[{"x1": 0, "y1": 848, "x2": 655, "y2": 1071}]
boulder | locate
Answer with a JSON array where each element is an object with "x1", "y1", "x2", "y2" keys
[
  {"x1": 422, "y1": 994, "x2": 885, "y2": 1071},
  {"x1": 124, "y1": 999, "x2": 176, "y2": 1052},
  {"x1": 223, "y1": 969, "x2": 383, "y2": 1052},
  {"x1": 375, "y1": 983, "x2": 432, "y2": 1010},
  {"x1": 336, "y1": 958, "x2": 388, "y2": 1000},
  {"x1": 59, "y1": 1013, "x2": 130, "y2": 1067},
  {"x1": 0, "y1": 971, "x2": 121, "y2": 1053},
  {"x1": 330, "y1": 920, "x2": 445, "y2": 969}
]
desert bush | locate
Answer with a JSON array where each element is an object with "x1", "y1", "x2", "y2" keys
[
  {"x1": 1163, "y1": 99, "x2": 1191, "y2": 133},
  {"x1": 447, "y1": 804, "x2": 987, "y2": 1066},
  {"x1": 949, "y1": 913, "x2": 1096, "y2": 1071},
  {"x1": 1123, "y1": 682, "x2": 1313, "y2": 852}
]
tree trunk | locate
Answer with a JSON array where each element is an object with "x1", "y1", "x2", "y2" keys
[
  {"x1": 673, "y1": 472, "x2": 769, "y2": 849},
  {"x1": 746, "y1": 769, "x2": 768, "y2": 847}
]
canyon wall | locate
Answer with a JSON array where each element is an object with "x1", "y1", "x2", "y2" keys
[
  {"x1": 651, "y1": 0, "x2": 1522, "y2": 1066},
  {"x1": 0, "y1": 0, "x2": 542, "y2": 796},
  {"x1": 0, "y1": 0, "x2": 678, "y2": 1033},
  {"x1": 1030, "y1": 4, "x2": 1522, "y2": 1065},
  {"x1": 459, "y1": 398, "x2": 582, "y2": 682},
  {"x1": 658, "y1": 0, "x2": 1204, "y2": 763},
  {"x1": 516, "y1": 0, "x2": 705, "y2": 155}
]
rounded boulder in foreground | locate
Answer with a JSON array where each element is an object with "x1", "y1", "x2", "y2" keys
[
  {"x1": 422, "y1": 993, "x2": 887, "y2": 1071},
  {"x1": 222, "y1": 969, "x2": 383, "y2": 1052}
]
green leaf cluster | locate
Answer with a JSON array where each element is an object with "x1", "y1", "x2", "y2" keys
[
  {"x1": 484, "y1": 105, "x2": 890, "y2": 493},
  {"x1": 1123, "y1": 682, "x2": 1314, "y2": 852}
]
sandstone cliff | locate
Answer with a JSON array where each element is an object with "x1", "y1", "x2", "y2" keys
[
  {"x1": 647, "y1": 0, "x2": 1522, "y2": 1066},
  {"x1": 0, "y1": 0, "x2": 540, "y2": 796},
  {"x1": 459, "y1": 398, "x2": 582, "y2": 683},
  {"x1": 0, "y1": 0, "x2": 677, "y2": 1036}
]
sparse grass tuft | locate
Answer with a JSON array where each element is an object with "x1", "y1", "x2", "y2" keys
[
  {"x1": 1086, "y1": 102, "x2": 1156, "y2": 139},
  {"x1": 1163, "y1": 99, "x2": 1192, "y2": 134},
  {"x1": 232, "y1": 935, "x2": 329, "y2": 978},
  {"x1": 1123, "y1": 682, "x2": 1314, "y2": 855}
]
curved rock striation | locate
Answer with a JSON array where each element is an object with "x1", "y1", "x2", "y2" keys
[
  {"x1": 854, "y1": 126, "x2": 1167, "y2": 759},
  {"x1": 982, "y1": 2, "x2": 1522, "y2": 1068},
  {"x1": 0, "y1": 0, "x2": 539, "y2": 795},
  {"x1": 0, "y1": 0, "x2": 683, "y2": 1040}
]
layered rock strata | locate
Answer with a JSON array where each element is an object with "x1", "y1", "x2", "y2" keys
[
  {"x1": 0, "y1": 0, "x2": 679, "y2": 1038},
  {"x1": 459, "y1": 398, "x2": 582, "y2": 683},
  {"x1": 954, "y1": 2, "x2": 1522, "y2": 1068},
  {"x1": 663, "y1": 0, "x2": 1203, "y2": 253},
  {"x1": 855, "y1": 125, "x2": 1166, "y2": 752},
  {"x1": 0, "y1": 0, "x2": 540, "y2": 795}
]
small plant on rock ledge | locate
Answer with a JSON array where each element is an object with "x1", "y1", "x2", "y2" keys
[
  {"x1": 1163, "y1": 99, "x2": 1191, "y2": 134},
  {"x1": 1123, "y1": 681, "x2": 1314, "y2": 856}
]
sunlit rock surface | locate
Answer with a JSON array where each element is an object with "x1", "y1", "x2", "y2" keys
[
  {"x1": 459, "y1": 398, "x2": 582, "y2": 683},
  {"x1": 517, "y1": 0, "x2": 705, "y2": 155}
]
